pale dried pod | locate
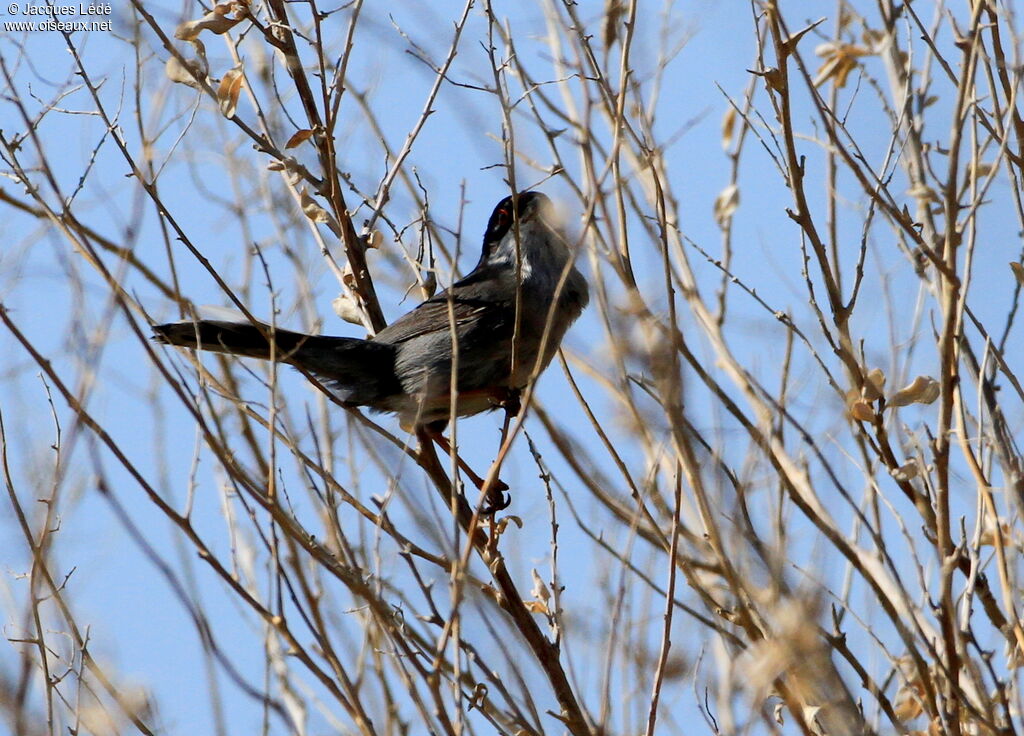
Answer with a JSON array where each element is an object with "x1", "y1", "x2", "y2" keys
[
  {"x1": 79, "y1": 684, "x2": 152, "y2": 736},
  {"x1": 891, "y1": 459, "x2": 920, "y2": 482},
  {"x1": 363, "y1": 230, "x2": 383, "y2": 249},
  {"x1": 340, "y1": 262, "x2": 358, "y2": 289},
  {"x1": 907, "y1": 183, "x2": 940, "y2": 203},
  {"x1": 968, "y1": 161, "x2": 995, "y2": 180},
  {"x1": 602, "y1": 0, "x2": 624, "y2": 46},
  {"x1": 894, "y1": 682, "x2": 924, "y2": 722},
  {"x1": 478, "y1": 584, "x2": 501, "y2": 604},
  {"x1": 165, "y1": 54, "x2": 205, "y2": 87},
  {"x1": 812, "y1": 42, "x2": 871, "y2": 88},
  {"x1": 979, "y1": 522, "x2": 1018, "y2": 549},
  {"x1": 713, "y1": 184, "x2": 740, "y2": 226},
  {"x1": 266, "y1": 156, "x2": 305, "y2": 186},
  {"x1": 861, "y1": 28, "x2": 887, "y2": 52},
  {"x1": 217, "y1": 68, "x2": 244, "y2": 118},
  {"x1": 419, "y1": 272, "x2": 437, "y2": 300},
  {"x1": 530, "y1": 569, "x2": 551, "y2": 606},
  {"x1": 163, "y1": 41, "x2": 209, "y2": 87},
  {"x1": 890, "y1": 376, "x2": 940, "y2": 407},
  {"x1": 848, "y1": 397, "x2": 874, "y2": 422},
  {"x1": 863, "y1": 367, "x2": 885, "y2": 400},
  {"x1": 331, "y1": 293, "x2": 365, "y2": 327},
  {"x1": 299, "y1": 188, "x2": 342, "y2": 237},
  {"x1": 175, "y1": 3, "x2": 245, "y2": 41},
  {"x1": 523, "y1": 599, "x2": 550, "y2": 615},
  {"x1": 721, "y1": 105, "x2": 737, "y2": 150}
]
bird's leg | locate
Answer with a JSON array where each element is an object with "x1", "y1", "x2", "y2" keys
[
  {"x1": 424, "y1": 421, "x2": 509, "y2": 513},
  {"x1": 497, "y1": 387, "x2": 522, "y2": 441},
  {"x1": 465, "y1": 388, "x2": 523, "y2": 514}
]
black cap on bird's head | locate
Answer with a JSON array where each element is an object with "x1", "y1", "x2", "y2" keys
[{"x1": 482, "y1": 191, "x2": 551, "y2": 254}]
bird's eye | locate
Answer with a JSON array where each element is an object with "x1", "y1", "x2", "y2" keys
[{"x1": 496, "y1": 208, "x2": 511, "y2": 228}]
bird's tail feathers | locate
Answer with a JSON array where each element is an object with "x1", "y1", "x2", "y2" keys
[
  {"x1": 152, "y1": 320, "x2": 400, "y2": 404},
  {"x1": 153, "y1": 320, "x2": 328, "y2": 362}
]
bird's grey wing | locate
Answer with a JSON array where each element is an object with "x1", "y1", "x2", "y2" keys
[
  {"x1": 372, "y1": 266, "x2": 514, "y2": 346},
  {"x1": 371, "y1": 268, "x2": 519, "y2": 399}
]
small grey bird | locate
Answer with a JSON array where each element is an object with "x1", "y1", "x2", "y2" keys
[{"x1": 153, "y1": 191, "x2": 589, "y2": 431}]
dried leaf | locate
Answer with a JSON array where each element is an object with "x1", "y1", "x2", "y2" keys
[
  {"x1": 602, "y1": 0, "x2": 624, "y2": 47},
  {"x1": 491, "y1": 515, "x2": 522, "y2": 537},
  {"x1": 894, "y1": 683, "x2": 924, "y2": 722},
  {"x1": 979, "y1": 522, "x2": 1018, "y2": 549},
  {"x1": 721, "y1": 106, "x2": 737, "y2": 150},
  {"x1": 1012, "y1": 261, "x2": 1024, "y2": 286},
  {"x1": 266, "y1": 156, "x2": 305, "y2": 186},
  {"x1": 332, "y1": 293, "x2": 365, "y2": 326},
  {"x1": 80, "y1": 686, "x2": 151, "y2": 736},
  {"x1": 340, "y1": 262, "x2": 358, "y2": 289},
  {"x1": 890, "y1": 376, "x2": 940, "y2": 407},
  {"x1": 299, "y1": 188, "x2": 327, "y2": 221},
  {"x1": 175, "y1": 2, "x2": 245, "y2": 41},
  {"x1": 968, "y1": 161, "x2": 995, "y2": 180},
  {"x1": 217, "y1": 68, "x2": 244, "y2": 118},
  {"x1": 478, "y1": 584, "x2": 501, "y2": 604},
  {"x1": 165, "y1": 55, "x2": 204, "y2": 87},
  {"x1": 864, "y1": 367, "x2": 885, "y2": 401},
  {"x1": 848, "y1": 397, "x2": 874, "y2": 422},
  {"x1": 523, "y1": 599, "x2": 550, "y2": 614},
  {"x1": 419, "y1": 272, "x2": 437, "y2": 300},
  {"x1": 299, "y1": 188, "x2": 341, "y2": 237},
  {"x1": 861, "y1": 28, "x2": 886, "y2": 51},
  {"x1": 891, "y1": 459, "x2": 920, "y2": 482},
  {"x1": 285, "y1": 129, "x2": 314, "y2": 149},
  {"x1": 837, "y1": 5, "x2": 853, "y2": 33},
  {"x1": 713, "y1": 184, "x2": 739, "y2": 226},
  {"x1": 907, "y1": 183, "x2": 940, "y2": 203},
  {"x1": 530, "y1": 569, "x2": 551, "y2": 605},
  {"x1": 813, "y1": 42, "x2": 871, "y2": 88},
  {"x1": 364, "y1": 230, "x2": 383, "y2": 250}
]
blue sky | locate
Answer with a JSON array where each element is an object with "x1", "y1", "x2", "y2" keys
[{"x1": 2, "y1": 1, "x2": 1022, "y2": 734}]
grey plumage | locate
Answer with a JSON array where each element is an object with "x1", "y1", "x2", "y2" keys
[{"x1": 153, "y1": 191, "x2": 588, "y2": 428}]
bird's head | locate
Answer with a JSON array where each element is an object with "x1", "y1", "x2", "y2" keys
[{"x1": 479, "y1": 191, "x2": 564, "y2": 273}]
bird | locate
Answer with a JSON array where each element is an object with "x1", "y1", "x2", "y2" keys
[{"x1": 153, "y1": 191, "x2": 589, "y2": 433}]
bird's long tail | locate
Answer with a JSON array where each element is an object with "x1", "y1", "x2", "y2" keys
[
  {"x1": 154, "y1": 320, "x2": 334, "y2": 362},
  {"x1": 152, "y1": 320, "x2": 400, "y2": 404}
]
